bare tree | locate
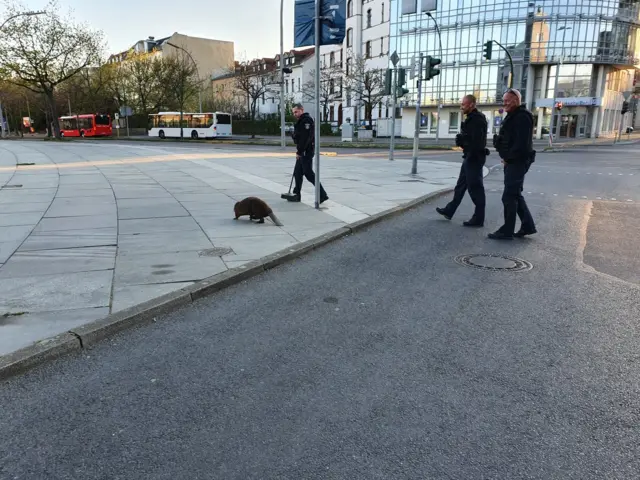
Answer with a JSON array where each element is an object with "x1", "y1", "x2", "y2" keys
[
  {"x1": 343, "y1": 55, "x2": 387, "y2": 128},
  {"x1": 303, "y1": 64, "x2": 343, "y2": 122},
  {"x1": 233, "y1": 62, "x2": 278, "y2": 121},
  {"x1": 163, "y1": 48, "x2": 200, "y2": 139},
  {"x1": 0, "y1": 0, "x2": 104, "y2": 138},
  {"x1": 120, "y1": 51, "x2": 170, "y2": 130}
]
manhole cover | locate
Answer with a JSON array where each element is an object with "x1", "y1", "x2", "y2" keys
[
  {"x1": 199, "y1": 247, "x2": 233, "y2": 257},
  {"x1": 454, "y1": 254, "x2": 533, "y2": 272}
]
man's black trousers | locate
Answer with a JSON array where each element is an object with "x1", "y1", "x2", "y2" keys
[
  {"x1": 500, "y1": 162, "x2": 535, "y2": 235},
  {"x1": 293, "y1": 154, "x2": 327, "y2": 199},
  {"x1": 443, "y1": 158, "x2": 486, "y2": 222}
]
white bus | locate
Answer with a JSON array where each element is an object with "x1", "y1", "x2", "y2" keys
[{"x1": 148, "y1": 112, "x2": 232, "y2": 139}]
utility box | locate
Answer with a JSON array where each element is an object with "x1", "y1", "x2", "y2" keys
[{"x1": 341, "y1": 122, "x2": 355, "y2": 142}]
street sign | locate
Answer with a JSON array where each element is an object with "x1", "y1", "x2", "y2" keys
[
  {"x1": 294, "y1": 0, "x2": 346, "y2": 47},
  {"x1": 114, "y1": 112, "x2": 120, "y2": 120},
  {"x1": 119, "y1": 106, "x2": 133, "y2": 117},
  {"x1": 390, "y1": 50, "x2": 399, "y2": 67}
]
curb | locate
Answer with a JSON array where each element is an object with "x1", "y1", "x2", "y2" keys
[
  {"x1": 2, "y1": 136, "x2": 457, "y2": 151},
  {"x1": 0, "y1": 186, "x2": 457, "y2": 381}
]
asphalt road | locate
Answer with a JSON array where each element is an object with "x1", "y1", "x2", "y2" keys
[{"x1": 1, "y1": 145, "x2": 640, "y2": 479}]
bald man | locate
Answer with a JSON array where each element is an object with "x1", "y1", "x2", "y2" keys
[{"x1": 490, "y1": 88, "x2": 537, "y2": 240}]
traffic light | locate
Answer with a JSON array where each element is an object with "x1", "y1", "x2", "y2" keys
[
  {"x1": 424, "y1": 56, "x2": 441, "y2": 81},
  {"x1": 383, "y1": 68, "x2": 393, "y2": 95},
  {"x1": 483, "y1": 41, "x2": 493, "y2": 60},
  {"x1": 622, "y1": 101, "x2": 629, "y2": 114},
  {"x1": 396, "y1": 68, "x2": 409, "y2": 97}
]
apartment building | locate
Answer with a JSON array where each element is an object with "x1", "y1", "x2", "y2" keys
[{"x1": 108, "y1": 32, "x2": 235, "y2": 82}]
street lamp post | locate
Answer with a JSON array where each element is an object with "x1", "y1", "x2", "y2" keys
[
  {"x1": 548, "y1": 25, "x2": 571, "y2": 147},
  {"x1": 0, "y1": 11, "x2": 45, "y2": 138},
  {"x1": 166, "y1": 41, "x2": 203, "y2": 113},
  {"x1": 280, "y1": 0, "x2": 286, "y2": 149}
]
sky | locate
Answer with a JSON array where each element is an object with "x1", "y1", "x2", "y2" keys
[{"x1": 20, "y1": 0, "x2": 296, "y2": 61}]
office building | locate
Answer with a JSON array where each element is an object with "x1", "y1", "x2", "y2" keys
[{"x1": 390, "y1": 0, "x2": 640, "y2": 139}]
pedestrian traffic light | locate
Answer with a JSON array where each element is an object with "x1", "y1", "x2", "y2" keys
[
  {"x1": 483, "y1": 41, "x2": 493, "y2": 60},
  {"x1": 622, "y1": 101, "x2": 629, "y2": 114},
  {"x1": 396, "y1": 68, "x2": 409, "y2": 97},
  {"x1": 424, "y1": 56, "x2": 441, "y2": 82},
  {"x1": 383, "y1": 68, "x2": 393, "y2": 96}
]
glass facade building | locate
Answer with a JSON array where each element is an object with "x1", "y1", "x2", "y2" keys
[{"x1": 390, "y1": 0, "x2": 640, "y2": 139}]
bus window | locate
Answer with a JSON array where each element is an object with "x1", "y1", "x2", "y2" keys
[
  {"x1": 216, "y1": 114, "x2": 231, "y2": 124},
  {"x1": 78, "y1": 117, "x2": 93, "y2": 130},
  {"x1": 61, "y1": 117, "x2": 78, "y2": 130},
  {"x1": 95, "y1": 114, "x2": 110, "y2": 125}
]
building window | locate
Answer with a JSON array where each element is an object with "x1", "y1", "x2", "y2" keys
[
  {"x1": 347, "y1": 28, "x2": 353, "y2": 48},
  {"x1": 292, "y1": 79, "x2": 295, "y2": 92},
  {"x1": 366, "y1": 41, "x2": 371, "y2": 58},
  {"x1": 330, "y1": 79, "x2": 335, "y2": 94},
  {"x1": 449, "y1": 112, "x2": 459, "y2": 133},
  {"x1": 346, "y1": 57, "x2": 352, "y2": 75},
  {"x1": 430, "y1": 112, "x2": 438, "y2": 134},
  {"x1": 381, "y1": 3, "x2": 384, "y2": 22},
  {"x1": 347, "y1": 0, "x2": 353, "y2": 17},
  {"x1": 380, "y1": 37, "x2": 384, "y2": 56},
  {"x1": 298, "y1": 78, "x2": 301, "y2": 91},
  {"x1": 366, "y1": 9, "x2": 372, "y2": 28},
  {"x1": 346, "y1": 88, "x2": 352, "y2": 107},
  {"x1": 330, "y1": 52, "x2": 335, "y2": 67},
  {"x1": 330, "y1": 105, "x2": 335, "y2": 122},
  {"x1": 378, "y1": 102, "x2": 382, "y2": 118}
]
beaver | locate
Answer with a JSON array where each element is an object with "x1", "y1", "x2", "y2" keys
[{"x1": 233, "y1": 196, "x2": 283, "y2": 226}]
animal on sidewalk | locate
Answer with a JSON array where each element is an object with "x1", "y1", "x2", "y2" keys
[{"x1": 233, "y1": 196, "x2": 283, "y2": 226}]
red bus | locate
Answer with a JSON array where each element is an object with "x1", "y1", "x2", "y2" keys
[{"x1": 59, "y1": 113, "x2": 112, "y2": 137}]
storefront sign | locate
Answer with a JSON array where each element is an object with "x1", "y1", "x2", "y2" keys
[{"x1": 536, "y1": 97, "x2": 603, "y2": 108}]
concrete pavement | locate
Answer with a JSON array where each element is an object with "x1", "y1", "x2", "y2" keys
[
  {"x1": 0, "y1": 141, "x2": 470, "y2": 360},
  {"x1": 2, "y1": 147, "x2": 639, "y2": 478}
]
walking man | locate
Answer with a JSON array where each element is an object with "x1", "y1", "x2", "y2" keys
[
  {"x1": 489, "y1": 88, "x2": 537, "y2": 240},
  {"x1": 436, "y1": 94, "x2": 488, "y2": 227},
  {"x1": 285, "y1": 104, "x2": 328, "y2": 204}
]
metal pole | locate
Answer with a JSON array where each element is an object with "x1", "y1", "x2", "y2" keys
[
  {"x1": 616, "y1": 112, "x2": 625, "y2": 144},
  {"x1": 314, "y1": 0, "x2": 321, "y2": 209},
  {"x1": 389, "y1": 65, "x2": 398, "y2": 161},
  {"x1": 280, "y1": 0, "x2": 286, "y2": 149},
  {"x1": 548, "y1": 65, "x2": 560, "y2": 147},
  {"x1": 427, "y1": 13, "x2": 443, "y2": 145},
  {"x1": 0, "y1": 102, "x2": 5, "y2": 138},
  {"x1": 411, "y1": 53, "x2": 424, "y2": 175}
]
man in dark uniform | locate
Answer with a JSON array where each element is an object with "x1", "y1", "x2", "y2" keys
[
  {"x1": 489, "y1": 88, "x2": 537, "y2": 240},
  {"x1": 286, "y1": 104, "x2": 328, "y2": 203},
  {"x1": 436, "y1": 94, "x2": 488, "y2": 227}
]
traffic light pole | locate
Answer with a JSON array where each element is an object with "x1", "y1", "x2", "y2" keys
[
  {"x1": 389, "y1": 65, "x2": 398, "y2": 162},
  {"x1": 411, "y1": 53, "x2": 424, "y2": 175}
]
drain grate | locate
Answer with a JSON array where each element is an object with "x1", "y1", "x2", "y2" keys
[
  {"x1": 454, "y1": 253, "x2": 533, "y2": 272},
  {"x1": 199, "y1": 247, "x2": 234, "y2": 257}
]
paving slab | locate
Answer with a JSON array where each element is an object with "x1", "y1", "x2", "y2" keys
[
  {"x1": 0, "y1": 141, "x2": 463, "y2": 364},
  {"x1": 0, "y1": 246, "x2": 116, "y2": 278},
  {"x1": 0, "y1": 307, "x2": 110, "y2": 356},
  {"x1": 20, "y1": 228, "x2": 118, "y2": 251}
]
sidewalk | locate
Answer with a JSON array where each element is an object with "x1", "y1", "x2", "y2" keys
[{"x1": 0, "y1": 141, "x2": 469, "y2": 362}]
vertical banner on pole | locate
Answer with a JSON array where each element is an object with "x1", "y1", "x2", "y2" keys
[{"x1": 294, "y1": 0, "x2": 346, "y2": 208}]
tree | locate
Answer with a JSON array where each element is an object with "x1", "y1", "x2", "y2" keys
[
  {"x1": 0, "y1": 0, "x2": 105, "y2": 138},
  {"x1": 232, "y1": 62, "x2": 278, "y2": 121},
  {"x1": 303, "y1": 64, "x2": 343, "y2": 122},
  {"x1": 343, "y1": 55, "x2": 387, "y2": 127},
  {"x1": 163, "y1": 48, "x2": 200, "y2": 139},
  {"x1": 58, "y1": 63, "x2": 119, "y2": 115}
]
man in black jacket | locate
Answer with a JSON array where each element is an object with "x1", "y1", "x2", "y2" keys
[
  {"x1": 436, "y1": 94, "x2": 488, "y2": 227},
  {"x1": 286, "y1": 104, "x2": 328, "y2": 203},
  {"x1": 489, "y1": 88, "x2": 537, "y2": 240}
]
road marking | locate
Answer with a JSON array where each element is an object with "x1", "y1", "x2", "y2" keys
[
  {"x1": 596, "y1": 197, "x2": 602, "y2": 199},
  {"x1": 568, "y1": 195, "x2": 574, "y2": 197},
  {"x1": 553, "y1": 193, "x2": 558, "y2": 196},
  {"x1": 611, "y1": 198, "x2": 617, "y2": 201},
  {"x1": 627, "y1": 199, "x2": 634, "y2": 202}
]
